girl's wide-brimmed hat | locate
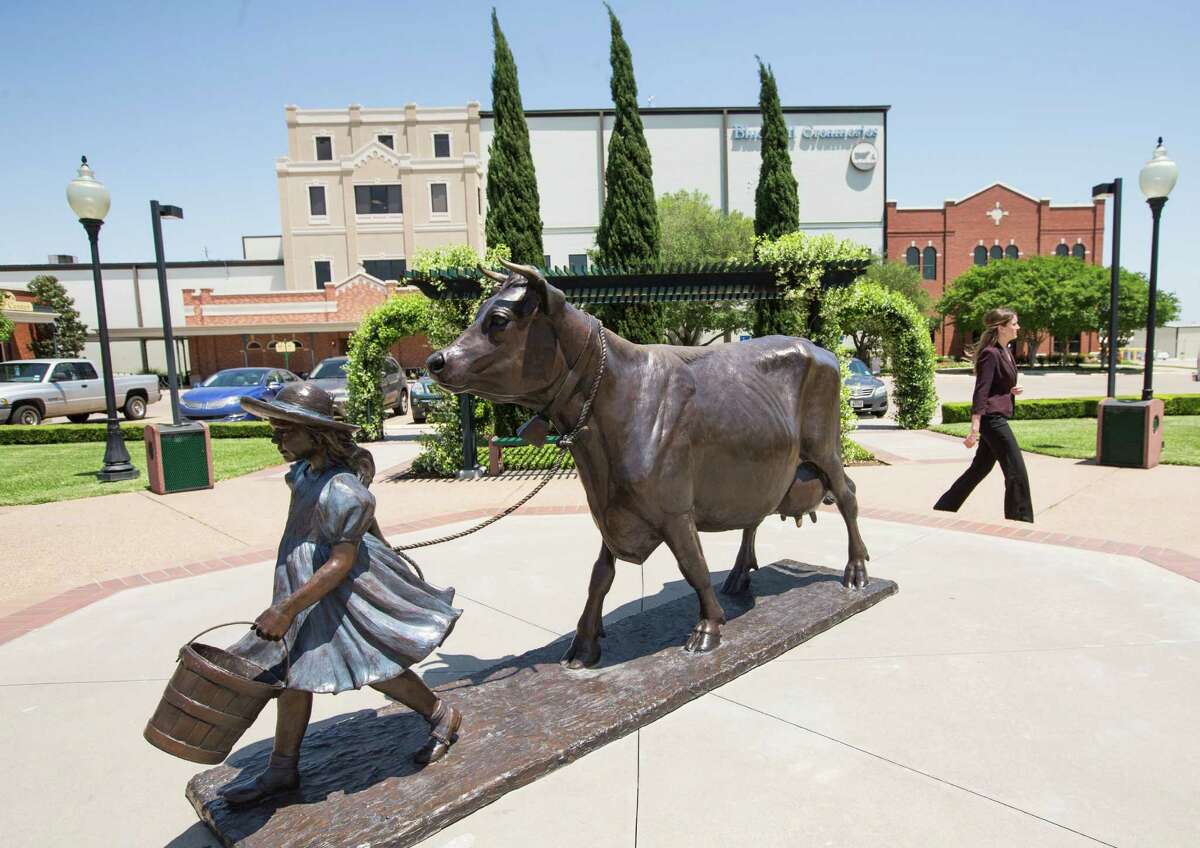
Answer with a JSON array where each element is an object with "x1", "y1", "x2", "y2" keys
[{"x1": 241, "y1": 382, "x2": 359, "y2": 432}]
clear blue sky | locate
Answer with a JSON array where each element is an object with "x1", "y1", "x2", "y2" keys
[{"x1": 1, "y1": 0, "x2": 1196, "y2": 320}]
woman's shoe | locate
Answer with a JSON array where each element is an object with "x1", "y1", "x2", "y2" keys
[{"x1": 414, "y1": 699, "x2": 462, "y2": 764}]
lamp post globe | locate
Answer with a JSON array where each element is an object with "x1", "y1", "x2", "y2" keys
[
  {"x1": 1138, "y1": 138, "x2": 1179, "y2": 401},
  {"x1": 68, "y1": 156, "x2": 138, "y2": 482}
]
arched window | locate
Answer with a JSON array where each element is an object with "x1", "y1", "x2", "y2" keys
[
  {"x1": 905, "y1": 247, "x2": 919, "y2": 267},
  {"x1": 1055, "y1": 244, "x2": 1069, "y2": 257},
  {"x1": 990, "y1": 245, "x2": 1004, "y2": 261},
  {"x1": 1072, "y1": 243, "x2": 1086, "y2": 260},
  {"x1": 922, "y1": 246, "x2": 937, "y2": 280},
  {"x1": 245, "y1": 340, "x2": 262, "y2": 351},
  {"x1": 1005, "y1": 245, "x2": 1019, "y2": 259},
  {"x1": 974, "y1": 246, "x2": 988, "y2": 266}
]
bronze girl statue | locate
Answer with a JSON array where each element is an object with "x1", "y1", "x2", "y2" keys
[{"x1": 219, "y1": 382, "x2": 463, "y2": 805}]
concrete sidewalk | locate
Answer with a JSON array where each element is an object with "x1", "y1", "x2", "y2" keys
[{"x1": 2, "y1": 509, "x2": 1197, "y2": 847}]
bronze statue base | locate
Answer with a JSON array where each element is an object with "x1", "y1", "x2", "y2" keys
[{"x1": 186, "y1": 562, "x2": 897, "y2": 847}]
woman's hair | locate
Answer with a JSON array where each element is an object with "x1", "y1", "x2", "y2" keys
[
  {"x1": 969, "y1": 307, "x2": 1018, "y2": 373},
  {"x1": 306, "y1": 425, "x2": 376, "y2": 487}
]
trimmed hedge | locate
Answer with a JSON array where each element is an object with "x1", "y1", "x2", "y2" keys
[
  {"x1": 475, "y1": 440, "x2": 876, "y2": 473},
  {"x1": 0, "y1": 421, "x2": 272, "y2": 445},
  {"x1": 941, "y1": 394, "x2": 1200, "y2": 424}
]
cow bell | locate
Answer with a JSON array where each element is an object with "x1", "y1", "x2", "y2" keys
[{"x1": 518, "y1": 414, "x2": 552, "y2": 448}]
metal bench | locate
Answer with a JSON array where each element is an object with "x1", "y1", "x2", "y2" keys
[{"x1": 487, "y1": 435, "x2": 559, "y2": 476}]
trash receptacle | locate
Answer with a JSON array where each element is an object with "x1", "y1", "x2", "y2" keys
[
  {"x1": 145, "y1": 422, "x2": 214, "y2": 494},
  {"x1": 1096, "y1": 398, "x2": 1164, "y2": 469}
]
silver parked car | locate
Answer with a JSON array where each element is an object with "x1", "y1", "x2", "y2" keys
[
  {"x1": 845, "y1": 357, "x2": 888, "y2": 417},
  {"x1": 0, "y1": 358, "x2": 161, "y2": 425},
  {"x1": 308, "y1": 355, "x2": 408, "y2": 417}
]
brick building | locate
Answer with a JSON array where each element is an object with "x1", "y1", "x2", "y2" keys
[
  {"x1": 178, "y1": 272, "x2": 431, "y2": 379},
  {"x1": 1, "y1": 288, "x2": 58, "y2": 361},
  {"x1": 886, "y1": 183, "x2": 1106, "y2": 357}
]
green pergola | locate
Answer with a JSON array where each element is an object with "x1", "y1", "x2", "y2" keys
[{"x1": 404, "y1": 260, "x2": 868, "y2": 304}]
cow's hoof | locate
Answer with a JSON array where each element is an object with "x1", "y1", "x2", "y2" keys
[
  {"x1": 720, "y1": 567, "x2": 752, "y2": 595},
  {"x1": 561, "y1": 632, "x2": 602, "y2": 669},
  {"x1": 683, "y1": 620, "x2": 721, "y2": 653},
  {"x1": 842, "y1": 559, "x2": 869, "y2": 589}
]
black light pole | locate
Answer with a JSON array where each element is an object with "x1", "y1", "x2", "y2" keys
[
  {"x1": 150, "y1": 201, "x2": 185, "y2": 425},
  {"x1": 459, "y1": 393, "x2": 479, "y2": 477},
  {"x1": 1092, "y1": 178, "x2": 1122, "y2": 398},
  {"x1": 1137, "y1": 138, "x2": 1180, "y2": 402},
  {"x1": 68, "y1": 157, "x2": 138, "y2": 481}
]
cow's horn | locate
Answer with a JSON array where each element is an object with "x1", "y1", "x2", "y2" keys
[
  {"x1": 499, "y1": 258, "x2": 563, "y2": 317},
  {"x1": 478, "y1": 265, "x2": 508, "y2": 284}
]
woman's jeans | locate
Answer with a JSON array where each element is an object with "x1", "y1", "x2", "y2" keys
[{"x1": 934, "y1": 414, "x2": 1034, "y2": 523}]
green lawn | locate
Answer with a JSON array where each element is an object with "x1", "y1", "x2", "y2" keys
[
  {"x1": 0, "y1": 438, "x2": 285, "y2": 506},
  {"x1": 931, "y1": 416, "x2": 1200, "y2": 466}
]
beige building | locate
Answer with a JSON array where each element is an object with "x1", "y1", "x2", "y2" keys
[{"x1": 277, "y1": 103, "x2": 486, "y2": 291}]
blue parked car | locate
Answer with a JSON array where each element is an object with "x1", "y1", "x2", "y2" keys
[{"x1": 180, "y1": 367, "x2": 299, "y2": 422}]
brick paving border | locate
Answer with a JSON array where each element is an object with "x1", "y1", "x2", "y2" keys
[{"x1": 1, "y1": 502, "x2": 1197, "y2": 649}]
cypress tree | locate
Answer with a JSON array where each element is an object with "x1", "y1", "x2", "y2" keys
[
  {"x1": 752, "y1": 57, "x2": 800, "y2": 337},
  {"x1": 27, "y1": 274, "x2": 87, "y2": 356},
  {"x1": 593, "y1": 4, "x2": 665, "y2": 343},
  {"x1": 485, "y1": 8, "x2": 544, "y2": 266}
]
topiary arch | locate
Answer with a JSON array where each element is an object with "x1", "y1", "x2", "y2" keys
[
  {"x1": 816, "y1": 280, "x2": 938, "y2": 431},
  {"x1": 345, "y1": 295, "x2": 430, "y2": 441}
]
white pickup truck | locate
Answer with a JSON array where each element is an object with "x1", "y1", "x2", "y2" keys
[{"x1": 0, "y1": 358, "x2": 162, "y2": 425}]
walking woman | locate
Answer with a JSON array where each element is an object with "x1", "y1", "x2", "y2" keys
[
  {"x1": 934, "y1": 308, "x2": 1034, "y2": 522},
  {"x1": 219, "y1": 382, "x2": 464, "y2": 806}
]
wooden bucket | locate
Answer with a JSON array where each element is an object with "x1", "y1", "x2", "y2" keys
[{"x1": 144, "y1": 622, "x2": 289, "y2": 765}]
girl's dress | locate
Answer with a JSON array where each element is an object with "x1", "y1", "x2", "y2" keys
[{"x1": 232, "y1": 460, "x2": 460, "y2": 693}]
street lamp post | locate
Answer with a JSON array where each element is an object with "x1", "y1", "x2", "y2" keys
[
  {"x1": 1138, "y1": 138, "x2": 1179, "y2": 401},
  {"x1": 67, "y1": 157, "x2": 138, "y2": 481},
  {"x1": 150, "y1": 201, "x2": 185, "y2": 425},
  {"x1": 1091, "y1": 178, "x2": 1122, "y2": 398}
]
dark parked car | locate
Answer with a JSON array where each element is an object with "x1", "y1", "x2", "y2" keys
[
  {"x1": 308, "y1": 355, "x2": 408, "y2": 418},
  {"x1": 408, "y1": 373, "x2": 443, "y2": 424},
  {"x1": 179, "y1": 367, "x2": 299, "y2": 422},
  {"x1": 845, "y1": 357, "x2": 888, "y2": 417}
]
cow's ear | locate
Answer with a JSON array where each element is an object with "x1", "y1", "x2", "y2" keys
[{"x1": 499, "y1": 259, "x2": 564, "y2": 319}]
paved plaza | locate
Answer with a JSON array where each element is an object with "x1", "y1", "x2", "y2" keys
[{"x1": 2, "y1": 399, "x2": 1198, "y2": 846}]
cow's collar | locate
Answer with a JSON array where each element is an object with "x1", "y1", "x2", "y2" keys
[{"x1": 517, "y1": 318, "x2": 607, "y2": 448}]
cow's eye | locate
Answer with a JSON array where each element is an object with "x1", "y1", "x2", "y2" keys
[{"x1": 487, "y1": 313, "x2": 510, "y2": 332}]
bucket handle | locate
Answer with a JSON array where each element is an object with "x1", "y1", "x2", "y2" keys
[{"x1": 181, "y1": 620, "x2": 291, "y2": 689}]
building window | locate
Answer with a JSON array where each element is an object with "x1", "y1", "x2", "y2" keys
[
  {"x1": 363, "y1": 259, "x2": 407, "y2": 281},
  {"x1": 377, "y1": 134, "x2": 394, "y2": 149},
  {"x1": 314, "y1": 260, "x2": 332, "y2": 288},
  {"x1": 1005, "y1": 245, "x2": 1019, "y2": 259},
  {"x1": 477, "y1": 187, "x2": 482, "y2": 215},
  {"x1": 430, "y1": 183, "x2": 449, "y2": 215},
  {"x1": 308, "y1": 185, "x2": 326, "y2": 217},
  {"x1": 1072, "y1": 243, "x2": 1086, "y2": 260},
  {"x1": 922, "y1": 246, "x2": 937, "y2": 280},
  {"x1": 433, "y1": 133, "x2": 451, "y2": 158},
  {"x1": 569, "y1": 254, "x2": 588, "y2": 273},
  {"x1": 315, "y1": 136, "x2": 333, "y2": 161},
  {"x1": 1055, "y1": 244, "x2": 1069, "y2": 257},
  {"x1": 905, "y1": 246, "x2": 919, "y2": 267},
  {"x1": 355, "y1": 184, "x2": 402, "y2": 215},
  {"x1": 1053, "y1": 335, "x2": 1082, "y2": 355},
  {"x1": 543, "y1": 254, "x2": 552, "y2": 268},
  {"x1": 989, "y1": 245, "x2": 1004, "y2": 261},
  {"x1": 974, "y1": 246, "x2": 988, "y2": 266}
]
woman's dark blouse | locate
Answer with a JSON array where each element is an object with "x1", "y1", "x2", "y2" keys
[{"x1": 971, "y1": 345, "x2": 1017, "y2": 418}]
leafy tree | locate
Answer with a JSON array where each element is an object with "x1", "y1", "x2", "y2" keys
[
  {"x1": 751, "y1": 57, "x2": 799, "y2": 338},
  {"x1": 0, "y1": 293, "x2": 14, "y2": 344},
  {"x1": 27, "y1": 274, "x2": 87, "y2": 356},
  {"x1": 1097, "y1": 269, "x2": 1181, "y2": 360},
  {"x1": 591, "y1": 4, "x2": 665, "y2": 343},
  {"x1": 847, "y1": 258, "x2": 934, "y2": 363},
  {"x1": 657, "y1": 189, "x2": 754, "y2": 345},
  {"x1": 484, "y1": 9, "x2": 544, "y2": 266}
]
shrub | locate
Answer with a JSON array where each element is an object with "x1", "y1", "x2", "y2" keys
[
  {"x1": 940, "y1": 393, "x2": 1200, "y2": 423},
  {"x1": 0, "y1": 421, "x2": 271, "y2": 445}
]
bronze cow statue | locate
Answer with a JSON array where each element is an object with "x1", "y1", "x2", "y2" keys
[{"x1": 426, "y1": 260, "x2": 869, "y2": 668}]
